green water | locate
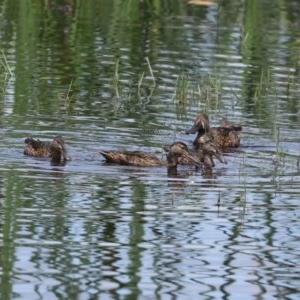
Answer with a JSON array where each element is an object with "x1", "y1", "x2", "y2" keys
[{"x1": 1, "y1": 0, "x2": 300, "y2": 299}]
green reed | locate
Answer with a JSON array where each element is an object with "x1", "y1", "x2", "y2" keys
[
  {"x1": 286, "y1": 72, "x2": 294, "y2": 96},
  {"x1": 194, "y1": 73, "x2": 223, "y2": 112},
  {"x1": 146, "y1": 57, "x2": 156, "y2": 87},
  {"x1": 238, "y1": 152, "x2": 247, "y2": 206},
  {"x1": 0, "y1": 50, "x2": 12, "y2": 96},
  {"x1": 274, "y1": 127, "x2": 286, "y2": 168},
  {"x1": 137, "y1": 71, "x2": 144, "y2": 98},
  {"x1": 172, "y1": 71, "x2": 223, "y2": 118},
  {"x1": 285, "y1": 69, "x2": 300, "y2": 98},
  {"x1": 210, "y1": 73, "x2": 222, "y2": 111},
  {"x1": 112, "y1": 58, "x2": 120, "y2": 100},
  {"x1": 58, "y1": 79, "x2": 77, "y2": 112},
  {"x1": 230, "y1": 88, "x2": 240, "y2": 112},
  {"x1": 111, "y1": 58, "x2": 158, "y2": 114},
  {"x1": 254, "y1": 68, "x2": 272, "y2": 103},
  {"x1": 174, "y1": 71, "x2": 189, "y2": 105},
  {"x1": 110, "y1": 59, "x2": 123, "y2": 114},
  {"x1": 0, "y1": 49, "x2": 12, "y2": 77},
  {"x1": 137, "y1": 58, "x2": 156, "y2": 103}
]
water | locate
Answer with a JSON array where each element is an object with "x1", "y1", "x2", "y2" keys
[{"x1": 1, "y1": 0, "x2": 300, "y2": 299}]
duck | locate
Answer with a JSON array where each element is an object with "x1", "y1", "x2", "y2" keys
[
  {"x1": 178, "y1": 134, "x2": 227, "y2": 168},
  {"x1": 24, "y1": 135, "x2": 71, "y2": 161},
  {"x1": 197, "y1": 134, "x2": 227, "y2": 168},
  {"x1": 99, "y1": 141, "x2": 200, "y2": 168},
  {"x1": 185, "y1": 113, "x2": 242, "y2": 148}
]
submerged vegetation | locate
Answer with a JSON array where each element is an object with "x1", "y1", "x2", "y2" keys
[
  {"x1": 173, "y1": 70, "x2": 224, "y2": 114},
  {"x1": 0, "y1": 50, "x2": 12, "y2": 99},
  {"x1": 0, "y1": 0, "x2": 299, "y2": 120},
  {"x1": 58, "y1": 79, "x2": 78, "y2": 113},
  {"x1": 109, "y1": 57, "x2": 157, "y2": 114}
]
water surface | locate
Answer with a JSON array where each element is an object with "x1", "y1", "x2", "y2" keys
[{"x1": 1, "y1": 0, "x2": 300, "y2": 299}]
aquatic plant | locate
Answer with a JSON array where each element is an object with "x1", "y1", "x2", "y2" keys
[
  {"x1": 174, "y1": 71, "x2": 189, "y2": 105},
  {"x1": 0, "y1": 49, "x2": 12, "y2": 97},
  {"x1": 0, "y1": 49, "x2": 12, "y2": 77},
  {"x1": 112, "y1": 58, "x2": 120, "y2": 100},
  {"x1": 138, "y1": 57, "x2": 156, "y2": 103},
  {"x1": 58, "y1": 79, "x2": 78, "y2": 113},
  {"x1": 173, "y1": 70, "x2": 223, "y2": 114},
  {"x1": 110, "y1": 57, "x2": 157, "y2": 114}
]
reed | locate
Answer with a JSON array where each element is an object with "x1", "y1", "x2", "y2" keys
[
  {"x1": 137, "y1": 71, "x2": 145, "y2": 99},
  {"x1": 110, "y1": 59, "x2": 124, "y2": 114},
  {"x1": 0, "y1": 50, "x2": 12, "y2": 77},
  {"x1": 274, "y1": 127, "x2": 286, "y2": 168},
  {"x1": 58, "y1": 79, "x2": 77, "y2": 111},
  {"x1": 110, "y1": 58, "x2": 158, "y2": 114},
  {"x1": 0, "y1": 50, "x2": 12, "y2": 96},
  {"x1": 194, "y1": 73, "x2": 223, "y2": 111},
  {"x1": 239, "y1": 186, "x2": 247, "y2": 206},
  {"x1": 285, "y1": 70, "x2": 300, "y2": 98},
  {"x1": 238, "y1": 152, "x2": 247, "y2": 206},
  {"x1": 145, "y1": 57, "x2": 156, "y2": 87},
  {"x1": 174, "y1": 71, "x2": 189, "y2": 105},
  {"x1": 209, "y1": 73, "x2": 222, "y2": 111},
  {"x1": 172, "y1": 70, "x2": 224, "y2": 116},
  {"x1": 254, "y1": 68, "x2": 272, "y2": 103},
  {"x1": 112, "y1": 59, "x2": 120, "y2": 99},
  {"x1": 286, "y1": 72, "x2": 293, "y2": 96},
  {"x1": 230, "y1": 88, "x2": 240, "y2": 111},
  {"x1": 65, "y1": 78, "x2": 73, "y2": 106},
  {"x1": 242, "y1": 31, "x2": 250, "y2": 49}
]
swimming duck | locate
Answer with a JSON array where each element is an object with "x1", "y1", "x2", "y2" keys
[
  {"x1": 197, "y1": 134, "x2": 227, "y2": 168},
  {"x1": 178, "y1": 134, "x2": 227, "y2": 168},
  {"x1": 24, "y1": 135, "x2": 71, "y2": 161},
  {"x1": 99, "y1": 141, "x2": 200, "y2": 168},
  {"x1": 186, "y1": 113, "x2": 242, "y2": 148}
]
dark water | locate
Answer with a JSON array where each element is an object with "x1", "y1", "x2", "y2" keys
[{"x1": 1, "y1": 0, "x2": 300, "y2": 299}]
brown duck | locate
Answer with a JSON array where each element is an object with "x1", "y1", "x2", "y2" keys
[
  {"x1": 186, "y1": 113, "x2": 242, "y2": 148},
  {"x1": 197, "y1": 134, "x2": 227, "y2": 168},
  {"x1": 24, "y1": 135, "x2": 71, "y2": 161},
  {"x1": 179, "y1": 134, "x2": 227, "y2": 168},
  {"x1": 99, "y1": 141, "x2": 200, "y2": 168}
]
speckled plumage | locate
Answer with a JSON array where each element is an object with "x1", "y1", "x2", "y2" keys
[
  {"x1": 99, "y1": 142, "x2": 200, "y2": 168},
  {"x1": 24, "y1": 136, "x2": 71, "y2": 161},
  {"x1": 178, "y1": 134, "x2": 227, "y2": 168},
  {"x1": 186, "y1": 113, "x2": 242, "y2": 148}
]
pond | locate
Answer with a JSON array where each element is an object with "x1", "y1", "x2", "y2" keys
[{"x1": 1, "y1": 0, "x2": 300, "y2": 299}]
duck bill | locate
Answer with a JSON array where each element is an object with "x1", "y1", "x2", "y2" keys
[
  {"x1": 186, "y1": 118, "x2": 209, "y2": 134},
  {"x1": 214, "y1": 152, "x2": 227, "y2": 164},
  {"x1": 183, "y1": 153, "x2": 201, "y2": 167},
  {"x1": 233, "y1": 125, "x2": 242, "y2": 132},
  {"x1": 163, "y1": 146, "x2": 170, "y2": 153},
  {"x1": 185, "y1": 124, "x2": 199, "y2": 134},
  {"x1": 61, "y1": 145, "x2": 71, "y2": 161}
]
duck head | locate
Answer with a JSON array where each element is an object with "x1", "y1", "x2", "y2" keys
[
  {"x1": 164, "y1": 141, "x2": 201, "y2": 167},
  {"x1": 50, "y1": 136, "x2": 71, "y2": 161},
  {"x1": 198, "y1": 134, "x2": 227, "y2": 166}
]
